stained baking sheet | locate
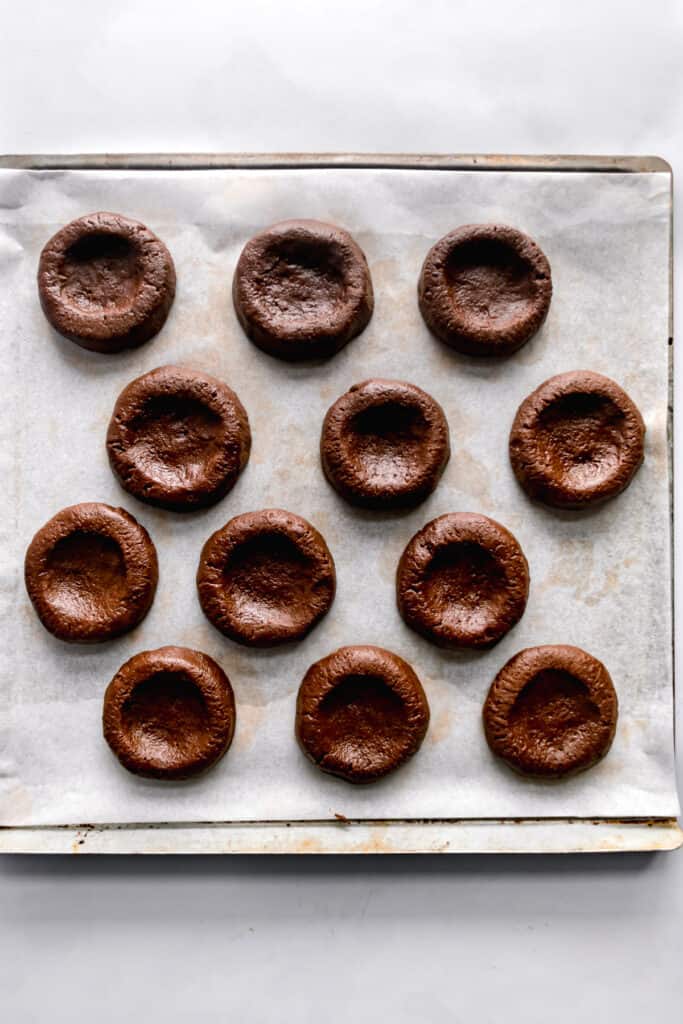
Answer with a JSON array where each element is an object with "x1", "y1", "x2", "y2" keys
[{"x1": 0, "y1": 162, "x2": 677, "y2": 829}]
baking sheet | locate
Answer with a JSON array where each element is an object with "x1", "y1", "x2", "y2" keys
[{"x1": 0, "y1": 166, "x2": 677, "y2": 827}]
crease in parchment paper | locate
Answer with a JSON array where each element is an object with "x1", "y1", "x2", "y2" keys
[{"x1": 0, "y1": 167, "x2": 677, "y2": 826}]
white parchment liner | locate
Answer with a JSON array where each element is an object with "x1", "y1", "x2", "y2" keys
[{"x1": 0, "y1": 167, "x2": 677, "y2": 825}]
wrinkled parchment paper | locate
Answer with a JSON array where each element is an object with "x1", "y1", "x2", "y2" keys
[{"x1": 0, "y1": 167, "x2": 677, "y2": 826}]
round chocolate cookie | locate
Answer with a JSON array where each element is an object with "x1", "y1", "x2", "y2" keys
[
  {"x1": 37, "y1": 212, "x2": 176, "y2": 353},
  {"x1": 397, "y1": 512, "x2": 529, "y2": 649},
  {"x1": 107, "y1": 365, "x2": 251, "y2": 512},
  {"x1": 483, "y1": 644, "x2": 618, "y2": 779},
  {"x1": 197, "y1": 509, "x2": 336, "y2": 647},
  {"x1": 320, "y1": 379, "x2": 450, "y2": 509},
  {"x1": 232, "y1": 219, "x2": 374, "y2": 361},
  {"x1": 296, "y1": 645, "x2": 430, "y2": 784},
  {"x1": 103, "y1": 646, "x2": 236, "y2": 780},
  {"x1": 418, "y1": 224, "x2": 552, "y2": 356},
  {"x1": 24, "y1": 502, "x2": 158, "y2": 643},
  {"x1": 509, "y1": 370, "x2": 646, "y2": 509}
]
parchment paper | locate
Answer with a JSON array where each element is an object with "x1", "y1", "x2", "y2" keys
[{"x1": 0, "y1": 167, "x2": 677, "y2": 826}]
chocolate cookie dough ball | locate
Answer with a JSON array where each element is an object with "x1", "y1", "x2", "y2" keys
[
  {"x1": 397, "y1": 512, "x2": 529, "y2": 649},
  {"x1": 509, "y1": 370, "x2": 646, "y2": 509},
  {"x1": 103, "y1": 646, "x2": 236, "y2": 780},
  {"x1": 107, "y1": 365, "x2": 251, "y2": 512},
  {"x1": 321, "y1": 379, "x2": 450, "y2": 509},
  {"x1": 24, "y1": 502, "x2": 158, "y2": 643},
  {"x1": 233, "y1": 219, "x2": 374, "y2": 361},
  {"x1": 197, "y1": 509, "x2": 336, "y2": 647},
  {"x1": 483, "y1": 645, "x2": 618, "y2": 778},
  {"x1": 296, "y1": 645, "x2": 430, "y2": 783},
  {"x1": 38, "y1": 212, "x2": 176, "y2": 353},
  {"x1": 418, "y1": 224, "x2": 552, "y2": 356}
]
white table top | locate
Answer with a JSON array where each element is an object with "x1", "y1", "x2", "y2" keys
[{"x1": 1, "y1": 2, "x2": 681, "y2": 1020}]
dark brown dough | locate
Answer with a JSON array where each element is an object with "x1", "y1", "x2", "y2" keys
[
  {"x1": 232, "y1": 219, "x2": 374, "y2": 361},
  {"x1": 37, "y1": 212, "x2": 176, "y2": 353},
  {"x1": 509, "y1": 370, "x2": 646, "y2": 509},
  {"x1": 197, "y1": 509, "x2": 336, "y2": 647},
  {"x1": 24, "y1": 502, "x2": 158, "y2": 643},
  {"x1": 103, "y1": 646, "x2": 236, "y2": 780},
  {"x1": 321, "y1": 379, "x2": 450, "y2": 509},
  {"x1": 418, "y1": 224, "x2": 552, "y2": 356},
  {"x1": 397, "y1": 512, "x2": 529, "y2": 649},
  {"x1": 106, "y1": 365, "x2": 251, "y2": 512},
  {"x1": 296, "y1": 645, "x2": 430, "y2": 784},
  {"x1": 482, "y1": 644, "x2": 618, "y2": 778}
]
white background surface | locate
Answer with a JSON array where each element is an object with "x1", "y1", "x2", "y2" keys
[{"x1": 1, "y1": 1, "x2": 682, "y2": 1021}]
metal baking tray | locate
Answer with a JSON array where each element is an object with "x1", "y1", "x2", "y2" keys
[{"x1": 0, "y1": 153, "x2": 678, "y2": 855}]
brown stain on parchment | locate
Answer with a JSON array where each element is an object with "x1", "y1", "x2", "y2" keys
[
  {"x1": 370, "y1": 257, "x2": 402, "y2": 291},
  {"x1": 249, "y1": 394, "x2": 279, "y2": 467},
  {"x1": 582, "y1": 567, "x2": 620, "y2": 607},
  {"x1": 370, "y1": 254, "x2": 423, "y2": 341},
  {"x1": 538, "y1": 538, "x2": 595, "y2": 601},
  {"x1": 619, "y1": 719, "x2": 632, "y2": 746},
  {"x1": 427, "y1": 705, "x2": 454, "y2": 746},
  {"x1": 180, "y1": 258, "x2": 232, "y2": 352},
  {"x1": 318, "y1": 382, "x2": 336, "y2": 404},
  {"x1": 232, "y1": 703, "x2": 267, "y2": 755},
  {"x1": 370, "y1": 257, "x2": 413, "y2": 327},
  {"x1": 538, "y1": 541, "x2": 633, "y2": 606},
  {"x1": 165, "y1": 258, "x2": 249, "y2": 390},
  {"x1": 226, "y1": 666, "x2": 270, "y2": 709},
  {"x1": 454, "y1": 448, "x2": 492, "y2": 509},
  {"x1": 443, "y1": 401, "x2": 473, "y2": 444},
  {"x1": 275, "y1": 429, "x2": 314, "y2": 477},
  {"x1": 645, "y1": 421, "x2": 668, "y2": 481},
  {"x1": 412, "y1": 665, "x2": 456, "y2": 747},
  {"x1": 377, "y1": 539, "x2": 405, "y2": 585},
  {"x1": 173, "y1": 619, "x2": 219, "y2": 654}
]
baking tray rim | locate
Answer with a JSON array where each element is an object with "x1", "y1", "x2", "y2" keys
[
  {"x1": 0, "y1": 152, "x2": 673, "y2": 172},
  {"x1": 0, "y1": 152, "x2": 677, "y2": 854}
]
